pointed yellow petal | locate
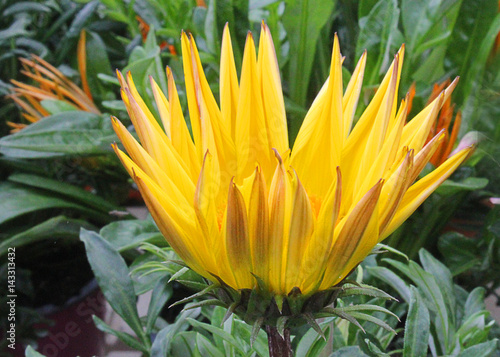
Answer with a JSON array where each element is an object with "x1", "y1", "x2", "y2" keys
[
  {"x1": 342, "y1": 51, "x2": 366, "y2": 138},
  {"x1": 235, "y1": 32, "x2": 274, "y2": 182},
  {"x1": 320, "y1": 179, "x2": 383, "y2": 289},
  {"x1": 220, "y1": 23, "x2": 240, "y2": 141},
  {"x1": 300, "y1": 168, "x2": 342, "y2": 293},
  {"x1": 258, "y1": 23, "x2": 289, "y2": 154},
  {"x1": 291, "y1": 34, "x2": 343, "y2": 199},
  {"x1": 381, "y1": 146, "x2": 473, "y2": 239},
  {"x1": 248, "y1": 166, "x2": 270, "y2": 284},
  {"x1": 284, "y1": 170, "x2": 314, "y2": 293},
  {"x1": 225, "y1": 179, "x2": 253, "y2": 288}
]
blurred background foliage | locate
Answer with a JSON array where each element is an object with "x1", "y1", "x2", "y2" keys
[{"x1": 0, "y1": 0, "x2": 499, "y2": 355}]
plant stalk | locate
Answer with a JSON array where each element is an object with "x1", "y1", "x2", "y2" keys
[{"x1": 266, "y1": 325, "x2": 293, "y2": 357}]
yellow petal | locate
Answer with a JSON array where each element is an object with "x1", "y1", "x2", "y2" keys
[
  {"x1": 258, "y1": 22, "x2": 289, "y2": 154},
  {"x1": 342, "y1": 51, "x2": 366, "y2": 138},
  {"x1": 300, "y1": 167, "x2": 341, "y2": 294},
  {"x1": 291, "y1": 34, "x2": 343, "y2": 199},
  {"x1": 284, "y1": 170, "x2": 314, "y2": 293},
  {"x1": 247, "y1": 166, "x2": 270, "y2": 285},
  {"x1": 225, "y1": 179, "x2": 253, "y2": 288},
  {"x1": 381, "y1": 146, "x2": 473, "y2": 239},
  {"x1": 220, "y1": 23, "x2": 240, "y2": 141},
  {"x1": 320, "y1": 179, "x2": 383, "y2": 289}
]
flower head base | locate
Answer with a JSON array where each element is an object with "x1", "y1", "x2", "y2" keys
[{"x1": 113, "y1": 24, "x2": 472, "y2": 307}]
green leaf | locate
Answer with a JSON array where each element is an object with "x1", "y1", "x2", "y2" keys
[
  {"x1": 0, "y1": 215, "x2": 94, "y2": 256},
  {"x1": 296, "y1": 322, "x2": 330, "y2": 357},
  {"x1": 0, "y1": 112, "x2": 117, "y2": 158},
  {"x1": 80, "y1": 229, "x2": 148, "y2": 346},
  {"x1": 463, "y1": 287, "x2": 486, "y2": 320},
  {"x1": 151, "y1": 307, "x2": 202, "y2": 357},
  {"x1": 25, "y1": 346, "x2": 46, "y2": 357},
  {"x1": 3, "y1": 2, "x2": 51, "y2": 16},
  {"x1": 282, "y1": 0, "x2": 336, "y2": 107},
  {"x1": 93, "y1": 315, "x2": 147, "y2": 353},
  {"x1": 437, "y1": 232, "x2": 480, "y2": 276},
  {"x1": 0, "y1": 182, "x2": 107, "y2": 226},
  {"x1": 403, "y1": 286, "x2": 430, "y2": 357},
  {"x1": 196, "y1": 333, "x2": 225, "y2": 357},
  {"x1": 84, "y1": 30, "x2": 113, "y2": 100},
  {"x1": 457, "y1": 339, "x2": 498, "y2": 357},
  {"x1": 330, "y1": 346, "x2": 368, "y2": 357},
  {"x1": 146, "y1": 276, "x2": 173, "y2": 333},
  {"x1": 367, "y1": 266, "x2": 411, "y2": 302},
  {"x1": 40, "y1": 99, "x2": 79, "y2": 114},
  {"x1": 65, "y1": 1, "x2": 99, "y2": 39},
  {"x1": 435, "y1": 177, "x2": 489, "y2": 196},
  {"x1": 8, "y1": 173, "x2": 118, "y2": 213},
  {"x1": 418, "y1": 249, "x2": 456, "y2": 325},
  {"x1": 187, "y1": 318, "x2": 247, "y2": 355},
  {"x1": 386, "y1": 259, "x2": 450, "y2": 353},
  {"x1": 356, "y1": 0, "x2": 401, "y2": 85},
  {"x1": 100, "y1": 219, "x2": 165, "y2": 252}
]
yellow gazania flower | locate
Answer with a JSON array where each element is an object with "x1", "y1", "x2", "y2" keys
[{"x1": 112, "y1": 24, "x2": 473, "y2": 296}]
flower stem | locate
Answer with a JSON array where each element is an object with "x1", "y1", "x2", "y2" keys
[{"x1": 266, "y1": 325, "x2": 293, "y2": 357}]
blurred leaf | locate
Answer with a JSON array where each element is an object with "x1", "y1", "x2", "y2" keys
[
  {"x1": 0, "y1": 182, "x2": 107, "y2": 225},
  {"x1": 3, "y1": 2, "x2": 51, "y2": 16},
  {"x1": 419, "y1": 249, "x2": 456, "y2": 325},
  {"x1": 295, "y1": 323, "x2": 329, "y2": 357},
  {"x1": 283, "y1": 0, "x2": 336, "y2": 107},
  {"x1": 100, "y1": 219, "x2": 165, "y2": 252},
  {"x1": 0, "y1": 215, "x2": 94, "y2": 256},
  {"x1": 435, "y1": 177, "x2": 489, "y2": 196},
  {"x1": 84, "y1": 30, "x2": 113, "y2": 100},
  {"x1": 80, "y1": 229, "x2": 148, "y2": 345},
  {"x1": 330, "y1": 346, "x2": 368, "y2": 356},
  {"x1": 368, "y1": 266, "x2": 411, "y2": 302},
  {"x1": 437, "y1": 232, "x2": 480, "y2": 276},
  {"x1": 41, "y1": 99, "x2": 79, "y2": 114},
  {"x1": 93, "y1": 315, "x2": 147, "y2": 353},
  {"x1": 146, "y1": 275, "x2": 173, "y2": 333},
  {"x1": 403, "y1": 286, "x2": 430, "y2": 357},
  {"x1": 356, "y1": 0, "x2": 401, "y2": 85},
  {"x1": 457, "y1": 339, "x2": 498, "y2": 357},
  {"x1": 151, "y1": 306, "x2": 202, "y2": 357},
  {"x1": 24, "y1": 346, "x2": 46, "y2": 357},
  {"x1": 8, "y1": 173, "x2": 118, "y2": 213},
  {"x1": 187, "y1": 318, "x2": 247, "y2": 355},
  {"x1": 0, "y1": 112, "x2": 117, "y2": 158},
  {"x1": 463, "y1": 287, "x2": 486, "y2": 321}
]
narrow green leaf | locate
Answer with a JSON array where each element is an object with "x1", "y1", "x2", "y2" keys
[
  {"x1": 0, "y1": 182, "x2": 108, "y2": 225},
  {"x1": 93, "y1": 315, "x2": 147, "y2": 353},
  {"x1": 187, "y1": 318, "x2": 247, "y2": 355},
  {"x1": 80, "y1": 229, "x2": 147, "y2": 345},
  {"x1": 282, "y1": 0, "x2": 336, "y2": 107},
  {"x1": 25, "y1": 346, "x2": 46, "y2": 357},
  {"x1": 0, "y1": 216, "x2": 94, "y2": 256},
  {"x1": 457, "y1": 339, "x2": 498, "y2": 357},
  {"x1": 367, "y1": 266, "x2": 411, "y2": 302},
  {"x1": 8, "y1": 173, "x2": 118, "y2": 213},
  {"x1": 146, "y1": 276, "x2": 173, "y2": 333},
  {"x1": 403, "y1": 286, "x2": 430, "y2": 357}
]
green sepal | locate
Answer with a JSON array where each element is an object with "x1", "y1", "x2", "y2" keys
[
  {"x1": 184, "y1": 299, "x2": 226, "y2": 310},
  {"x1": 251, "y1": 317, "x2": 264, "y2": 347},
  {"x1": 276, "y1": 316, "x2": 289, "y2": 338},
  {"x1": 303, "y1": 312, "x2": 326, "y2": 340},
  {"x1": 169, "y1": 284, "x2": 217, "y2": 308},
  {"x1": 168, "y1": 267, "x2": 190, "y2": 283},
  {"x1": 222, "y1": 300, "x2": 240, "y2": 325}
]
